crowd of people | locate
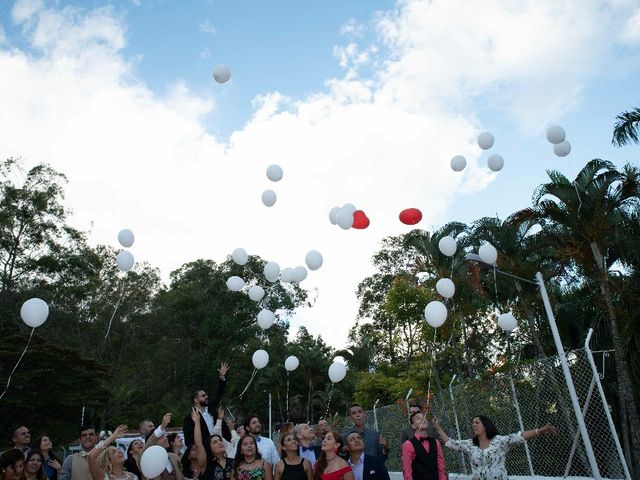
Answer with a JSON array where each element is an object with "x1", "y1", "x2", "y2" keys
[{"x1": 1, "y1": 362, "x2": 557, "y2": 480}]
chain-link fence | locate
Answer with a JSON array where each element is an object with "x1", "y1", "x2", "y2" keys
[{"x1": 338, "y1": 347, "x2": 630, "y2": 479}]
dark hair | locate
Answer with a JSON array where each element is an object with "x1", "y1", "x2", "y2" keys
[
  {"x1": 0, "y1": 449, "x2": 24, "y2": 470},
  {"x1": 233, "y1": 435, "x2": 262, "y2": 475},
  {"x1": 190, "y1": 391, "x2": 200, "y2": 404},
  {"x1": 32, "y1": 437, "x2": 60, "y2": 464},
  {"x1": 314, "y1": 431, "x2": 342, "y2": 480},
  {"x1": 79, "y1": 425, "x2": 96, "y2": 437},
  {"x1": 279, "y1": 433, "x2": 297, "y2": 459},
  {"x1": 24, "y1": 449, "x2": 47, "y2": 480},
  {"x1": 472, "y1": 415, "x2": 499, "y2": 446},
  {"x1": 243, "y1": 415, "x2": 260, "y2": 430},
  {"x1": 10, "y1": 425, "x2": 27, "y2": 443},
  {"x1": 166, "y1": 433, "x2": 178, "y2": 453},
  {"x1": 409, "y1": 404, "x2": 422, "y2": 411},
  {"x1": 125, "y1": 441, "x2": 143, "y2": 477},
  {"x1": 348, "y1": 404, "x2": 362, "y2": 415},
  {"x1": 409, "y1": 412, "x2": 424, "y2": 425}
]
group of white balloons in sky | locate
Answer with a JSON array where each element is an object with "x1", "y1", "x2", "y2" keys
[
  {"x1": 115, "y1": 229, "x2": 135, "y2": 272},
  {"x1": 450, "y1": 126, "x2": 571, "y2": 173},
  {"x1": 261, "y1": 164, "x2": 284, "y2": 207},
  {"x1": 328, "y1": 203, "x2": 358, "y2": 230},
  {"x1": 450, "y1": 131, "x2": 503, "y2": 173},
  {"x1": 423, "y1": 236, "x2": 517, "y2": 333}
]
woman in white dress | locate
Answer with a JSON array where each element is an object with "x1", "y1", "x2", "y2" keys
[{"x1": 432, "y1": 415, "x2": 556, "y2": 480}]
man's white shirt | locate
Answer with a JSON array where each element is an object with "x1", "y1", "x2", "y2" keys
[{"x1": 256, "y1": 436, "x2": 279, "y2": 468}]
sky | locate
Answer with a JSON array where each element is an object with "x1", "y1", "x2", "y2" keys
[{"x1": 0, "y1": 0, "x2": 639, "y2": 349}]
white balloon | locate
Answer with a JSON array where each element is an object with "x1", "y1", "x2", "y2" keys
[
  {"x1": 487, "y1": 154, "x2": 504, "y2": 172},
  {"x1": 252, "y1": 349, "x2": 269, "y2": 369},
  {"x1": 436, "y1": 278, "x2": 455, "y2": 299},
  {"x1": 266, "y1": 164, "x2": 283, "y2": 182},
  {"x1": 257, "y1": 309, "x2": 275, "y2": 330},
  {"x1": 292, "y1": 266, "x2": 308, "y2": 283},
  {"x1": 478, "y1": 243, "x2": 498, "y2": 265},
  {"x1": 20, "y1": 298, "x2": 49, "y2": 328},
  {"x1": 248, "y1": 285, "x2": 265, "y2": 301},
  {"x1": 263, "y1": 261, "x2": 280, "y2": 282},
  {"x1": 140, "y1": 446, "x2": 168, "y2": 479},
  {"x1": 116, "y1": 251, "x2": 135, "y2": 271},
  {"x1": 341, "y1": 203, "x2": 357, "y2": 215},
  {"x1": 336, "y1": 209, "x2": 354, "y2": 230},
  {"x1": 285, "y1": 355, "x2": 300, "y2": 372},
  {"x1": 546, "y1": 126, "x2": 566, "y2": 144},
  {"x1": 498, "y1": 312, "x2": 518, "y2": 332},
  {"x1": 424, "y1": 301, "x2": 447, "y2": 328},
  {"x1": 281, "y1": 267, "x2": 295, "y2": 283},
  {"x1": 438, "y1": 236, "x2": 457, "y2": 257},
  {"x1": 328, "y1": 361, "x2": 347, "y2": 383},
  {"x1": 305, "y1": 250, "x2": 323, "y2": 271},
  {"x1": 117, "y1": 229, "x2": 135, "y2": 248},
  {"x1": 478, "y1": 132, "x2": 495, "y2": 150},
  {"x1": 232, "y1": 248, "x2": 248, "y2": 265},
  {"x1": 329, "y1": 207, "x2": 341, "y2": 225},
  {"x1": 262, "y1": 190, "x2": 277, "y2": 207},
  {"x1": 226, "y1": 276, "x2": 245, "y2": 292},
  {"x1": 450, "y1": 155, "x2": 467, "y2": 172},
  {"x1": 554, "y1": 141, "x2": 571, "y2": 157},
  {"x1": 212, "y1": 64, "x2": 231, "y2": 84}
]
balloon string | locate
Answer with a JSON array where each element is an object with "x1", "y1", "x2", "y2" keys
[
  {"x1": 426, "y1": 328, "x2": 437, "y2": 410},
  {"x1": 492, "y1": 266, "x2": 499, "y2": 308},
  {"x1": 0, "y1": 328, "x2": 35, "y2": 401},
  {"x1": 238, "y1": 368, "x2": 258, "y2": 400},
  {"x1": 324, "y1": 383, "x2": 334, "y2": 419},
  {"x1": 104, "y1": 276, "x2": 127, "y2": 340},
  {"x1": 286, "y1": 373, "x2": 290, "y2": 422}
]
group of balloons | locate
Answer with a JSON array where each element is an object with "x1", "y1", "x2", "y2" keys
[
  {"x1": 546, "y1": 126, "x2": 571, "y2": 157},
  {"x1": 450, "y1": 131, "x2": 504, "y2": 173},
  {"x1": 262, "y1": 164, "x2": 283, "y2": 207},
  {"x1": 329, "y1": 203, "x2": 369, "y2": 229},
  {"x1": 249, "y1": 351, "x2": 347, "y2": 384},
  {"x1": 115, "y1": 229, "x2": 135, "y2": 272},
  {"x1": 422, "y1": 236, "x2": 518, "y2": 334}
]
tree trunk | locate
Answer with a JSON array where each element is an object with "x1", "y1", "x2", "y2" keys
[{"x1": 590, "y1": 241, "x2": 640, "y2": 475}]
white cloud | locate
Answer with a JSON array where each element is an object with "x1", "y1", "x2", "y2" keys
[
  {"x1": 621, "y1": 8, "x2": 640, "y2": 43},
  {"x1": 198, "y1": 19, "x2": 216, "y2": 35},
  {"x1": 339, "y1": 18, "x2": 364, "y2": 37},
  {"x1": 1, "y1": 0, "x2": 638, "y2": 348}
]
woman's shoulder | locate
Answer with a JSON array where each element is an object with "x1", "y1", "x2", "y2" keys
[{"x1": 334, "y1": 460, "x2": 351, "y2": 472}]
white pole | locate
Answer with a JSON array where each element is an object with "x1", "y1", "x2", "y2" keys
[
  {"x1": 509, "y1": 375, "x2": 535, "y2": 475},
  {"x1": 405, "y1": 388, "x2": 413, "y2": 420},
  {"x1": 373, "y1": 399, "x2": 380, "y2": 432},
  {"x1": 448, "y1": 375, "x2": 467, "y2": 474},
  {"x1": 268, "y1": 392, "x2": 272, "y2": 439},
  {"x1": 585, "y1": 329, "x2": 632, "y2": 480},
  {"x1": 536, "y1": 272, "x2": 601, "y2": 479}
]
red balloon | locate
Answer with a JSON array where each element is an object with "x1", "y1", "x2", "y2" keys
[
  {"x1": 399, "y1": 208, "x2": 422, "y2": 225},
  {"x1": 352, "y1": 210, "x2": 370, "y2": 229}
]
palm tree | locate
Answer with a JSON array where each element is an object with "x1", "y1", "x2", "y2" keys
[
  {"x1": 511, "y1": 159, "x2": 640, "y2": 473},
  {"x1": 612, "y1": 106, "x2": 640, "y2": 146}
]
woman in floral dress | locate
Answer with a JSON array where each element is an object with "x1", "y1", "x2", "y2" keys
[
  {"x1": 231, "y1": 436, "x2": 273, "y2": 480},
  {"x1": 432, "y1": 416, "x2": 556, "y2": 480}
]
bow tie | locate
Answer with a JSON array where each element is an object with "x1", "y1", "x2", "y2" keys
[
  {"x1": 301, "y1": 446, "x2": 314, "y2": 452},
  {"x1": 79, "y1": 451, "x2": 90, "y2": 458}
]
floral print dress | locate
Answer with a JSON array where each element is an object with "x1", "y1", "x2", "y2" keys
[{"x1": 445, "y1": 432, "x2": 524, "y2": 480}]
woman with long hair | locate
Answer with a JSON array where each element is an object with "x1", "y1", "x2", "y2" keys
[
  {"x1": 433, "y1": 415, "x2": 557, "y2": 480},
  {"x1": 274, "y1": 434, "x2": 311, "y2": 480},
  {"x1": 1, "y1": 450, "x2": 24, "y2": 480},
  {"x1": 31, "y1": 437, "x2": 61, "y2": 480},
  {"x1": 202, "y1": 435, "x2": 233, "y2": 480},
  {"x1": 167, "y1": 435, "x2": 185, "y2": 457},
  {"x1": 313, "y1": 432, "x2": 352, "y2": 480},
  {"x1": 231, "y1": 436, "x2": 272, "y2": 480},
  {"x1": 124, "y1": 440, "x2": 143, "y2": 479},
  {"x1": 89, "y1": 425, "x2": 138, "y2": 480},
  {"x1": 20, "y1": 450, "x2": 47, "y2": 480},
  {"x1": 275, "y1": 424, "x2": 294, "y2": 460}
]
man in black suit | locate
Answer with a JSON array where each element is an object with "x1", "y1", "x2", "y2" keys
[
  {"x1": 344, "y1": 431, "x2": 390, "y2": 480},
  {"x1": 183, "y1": 362, "x2": 231, "y2": 445}
]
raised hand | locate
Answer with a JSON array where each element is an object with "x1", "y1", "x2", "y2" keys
[
  {"x1": 113, "y1": 425, "x2": 128, "y2": 438},
  {"x1": 191, "y1": 407, "x2": 200, "y2": 423},
  {"x1": 540, "y1": 423, "x2": 558, "y2": 435},
  {"x1": 217, "y1": 406, "x2": 225, "y2": 419},
  {"x1": 161, "y1": 413, "x2": 172, "y2": 429},
  {"x1": 218, "y1": 362, "x2": 230, "y2": 378}
]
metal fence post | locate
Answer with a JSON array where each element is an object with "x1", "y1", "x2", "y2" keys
[
  {"x1": 448, "y1": 375, "x2": 467, "y2": 474},
  {"x1": 536, "y1": 272, "x2": 601, "y2": 479},
  {"x1": 584, "y1": 329, "x2": 632, "y2": 480},
  {"x1": 508, "y1": 375, "x2": 534, "y2": 475}
]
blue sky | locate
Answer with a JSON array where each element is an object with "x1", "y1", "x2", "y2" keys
[{"x1": 0, "y1": 0, "x2": 639, "y2": 347}]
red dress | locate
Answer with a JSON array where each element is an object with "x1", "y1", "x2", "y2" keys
[{"x1": 320, "y1": 466, "x2": 352, "y2": 480}]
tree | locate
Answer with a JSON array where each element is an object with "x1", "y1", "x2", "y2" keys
[
  {"x1": 511, "y1": 159, "x2": 640, "y2": 473},
  {"x1": 612, "y1": 106, "x2": 640, "y2": 146}
]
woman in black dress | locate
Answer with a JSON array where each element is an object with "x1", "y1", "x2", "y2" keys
[{"x1": 274, "y1": 434, "x2": 311, "y2": 480}]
